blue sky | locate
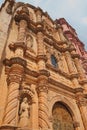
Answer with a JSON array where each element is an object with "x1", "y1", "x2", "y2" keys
[{"x1": 0, "y1": 0, "x2": 87, "y2": 49}]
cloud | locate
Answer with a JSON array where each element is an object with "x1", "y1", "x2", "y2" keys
[{"x1": 82, "y1": 17, "x2": 87, "y2": 25}]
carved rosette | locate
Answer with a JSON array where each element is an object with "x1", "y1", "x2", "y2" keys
[{"x1": 37, "y1": 73, "x2": 50, "y2": 129}]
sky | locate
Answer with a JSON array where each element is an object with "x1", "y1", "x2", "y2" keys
[{"x1": 0, "y1": 0, "x2": 87, "y2": 50}]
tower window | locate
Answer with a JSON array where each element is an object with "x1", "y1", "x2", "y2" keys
[{"x1": 51, "y1": 55, "x2": 58, "y2": 67}]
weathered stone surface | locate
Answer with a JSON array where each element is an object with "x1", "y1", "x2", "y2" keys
[{"x1": 0, "y1": 1, "x2": 87, "y2": 130}]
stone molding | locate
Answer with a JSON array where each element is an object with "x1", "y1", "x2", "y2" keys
[
  {"x1": 9, "y1": 42, "x2": 27, "y2": 52},
  {"x1": 0, "y1": 125, "x2": 18, "y2": 130},
  {"x1": 14, "y1": 5, "x2": 30, "y2": 24},
  {"x1": 36, "y1": 55, "x2": 47, "y2": 62},
  {"x1": 3, "y1": 57, "x2": 27, "y2": 67},
  {"x1": 48, "y1": 78, "x2": 75, "y2": 93},
  {"x1": 46, "y1": 63, "x2": 78, "y2": 79}
]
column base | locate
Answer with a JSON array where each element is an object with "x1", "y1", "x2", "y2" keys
[
  {"x1": 17, "y1": 127, "x2": 31, "y2": 130},
  {"x1": 0, "y1": 125, "x2": 18, "y2": 130}
]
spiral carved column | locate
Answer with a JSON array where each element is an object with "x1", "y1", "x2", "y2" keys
[
  {"x1": 75, "y1": 88, "x2": 87, "y2": 130},
  {"x1": 3, "y1": 59, "x2": 24, "y2": 124},
  {"x1": 3, "y1": 64, "x2": 24, "y2": 126},
  {"x1": 37, "y1": 75, "x2": 50, "y2": 130}
]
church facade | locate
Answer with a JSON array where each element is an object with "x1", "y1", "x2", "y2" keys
[{"x1": 0, "y1": 0, "x2": 87, "y2": 130}]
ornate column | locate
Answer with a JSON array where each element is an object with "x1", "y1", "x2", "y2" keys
[
  {"x1": 71, "y1": 50, "x2": 87, "y2": 92},
  {"x1": 37, "y1": 72, "x2": 50, "y2": 130},
  {"x1": 64, "y1": 48, "x2": 81, "y2": 88},
  {"x1": 3, "y1": 62, "x2": 26, "y2": 127},
  {"x1": 75, "y1": 88, "x2": 87, "y2": 130},
  {"x1": 1, "y1": 6, "x2": 29, "y2": 130}
]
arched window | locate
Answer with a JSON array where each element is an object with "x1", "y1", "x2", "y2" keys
[
  {"x1": 52, "y1": 102, "x2": 75, "y2": 130},
  {"x1": 51, "y1": 55, "x2": 58, "y2": 67}
]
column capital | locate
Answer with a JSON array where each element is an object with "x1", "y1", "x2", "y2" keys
[
  {"x1": 75, "y1": 90, "x2": 87, "y2": 107},
  {"x1": 3, "y1": 57, "x2": 27, "y2": 68},
  {"x1": 9, "y1": 41, "x2": 26, "y2": 52},
  {"x1": 37, "y1": 71, "x2": 50, "y2": 93},
  {"x1": 14, "y1": 6, "x2": 29, "y2": 24}
]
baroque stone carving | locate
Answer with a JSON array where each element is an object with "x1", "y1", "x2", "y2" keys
[
  {"x1": 19, "y1": 97, "x2": 30, "y2": 127},
  {"x1": 6, "y1": 0, "x2": 15, "y2": 14}
]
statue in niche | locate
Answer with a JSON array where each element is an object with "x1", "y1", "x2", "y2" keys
[
  {"x1": 26, "y1": 35, "x2": 33, "y2": 49},
  {"x1": 19, "y1": 97, "x2": 30, "y2": 127}
]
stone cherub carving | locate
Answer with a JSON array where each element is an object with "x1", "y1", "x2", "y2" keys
[{"x1": 19, "y1": 97, "x2": 30, "y2": 127}]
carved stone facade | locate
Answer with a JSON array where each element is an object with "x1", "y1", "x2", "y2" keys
[{"x1": 0, "y1": 0, "x2": 87, "y2": 130}]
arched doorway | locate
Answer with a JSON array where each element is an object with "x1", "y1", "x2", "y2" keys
[{"x1": 52, "y1": 102, "x2": 75, "y2": 130}]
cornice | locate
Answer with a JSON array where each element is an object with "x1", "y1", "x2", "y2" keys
[
  {"x1": 25, "y1": 67, "x2": 38, "y2": 78},
  {"x1": 71, "y1": 51, "x2": 80, "y2": 59},
  {"x1": 9, "y1": 41, "x2": 27, "y2": 52},
  {"x1": 14, "y1": 1, "x2": 54, "y2": 25},
  {"x1": 79, "y1": 78, "x2": 87, "y2": 85},
  {"x1": 64, "y1": 29, "x2": 85, "y2": 48},
  {"x1": 36, "y1": 55, "x2": 47, "y2": 62},
  {"x1": 14, "y1": 12, "x2": 30, "y2": 24},
  {"x1": 0, "y1": 125, "x2": 18, "y2": 130},
  {"x1": 48, "y1": 78, "x2": 75, "y2": 94},
  {"x1": 14, "y1": 2, "x2": 36, "y2": 13},
  {"x1": 46, "y1": 63, "x2": 78, "y2": 80},
  {"x1": 25, "y1": 51, "x2": 37, "y2": 62},
  {"x1": 3, "y1": 57, "x2": 27, "y2": 67},
  {"x1": 44, "y1": 37, "x2": 69, "y2": 52},
  {"x1": 38, "y1": 69, "x2": 50, "y2": 77}
]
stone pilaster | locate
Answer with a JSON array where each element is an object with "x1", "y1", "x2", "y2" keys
[
  {"x1": 71, "y1": 50, "x2": 87, "y2": 92},
  {"x1": 75, "y1": 88, "x2": 87, "y2": 130},
  {"x1": 37, "y1": 30, "x2": 47, "y2": 70},
  {"x1": 17, "y1": 20, "x2": 27, "y2": 42},
  {"x1": 65, "y1": 51, "x2": 76, "y2": 75},
  {"x1": 57, "y1": 25, "x2": 67, "y2": 42},
  {"x1": 64, "y1": 50, "x2": 81, "y2": 88},
  {"x1": 37, "y1": 71, "x2": 50, "y2": 130},
  {"x1": 37, "y1": 32, "x2": 44, "y2": 56}
]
